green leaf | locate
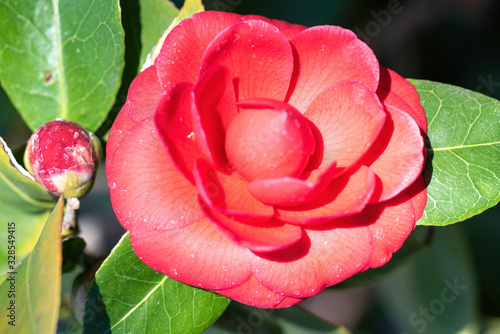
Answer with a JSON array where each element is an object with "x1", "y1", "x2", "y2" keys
[
  {"x1": 0, "y1": 197, "x2": 63, "y2": 333},
  {"x1": 206, "y1": 303, "x2": 350, "y2": 334},
  {"x1": 139, "y1": 0, "x2": 179, "y2": 69},
  {"x1": 82, "y1": 232, "x2": 230, "y2": 334},
  {"x1": 0, "y1": 137, "x2": 56, "y2": 280},
  {"x1": 62, "y1": 236, "x2": 86, "y2": 273},
  {"x1": 0, "y1": 0, "x2": 125, "y2": 131},
  {"x1": 411, "y1": 80, "x2": 500, "y2": 226},
  {"x1": 379, "y1": 225, "x2": 480, "y2": 333}
]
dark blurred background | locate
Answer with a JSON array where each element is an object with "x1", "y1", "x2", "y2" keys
[{"x1": 1, "y1": 0, "x2": 499, "y2": 333}]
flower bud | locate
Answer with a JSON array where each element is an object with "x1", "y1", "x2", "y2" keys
[{"x1": 24, "y1": 119, "x2": 101, "y2": 198}]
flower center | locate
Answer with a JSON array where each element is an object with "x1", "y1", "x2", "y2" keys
[{"x1": 225, "y1": 99, "x2": 315, "y2": 181}]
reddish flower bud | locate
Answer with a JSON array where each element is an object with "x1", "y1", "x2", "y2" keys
[{"x1": 24, "y1": 119, "x2": 101, "y2": 198}]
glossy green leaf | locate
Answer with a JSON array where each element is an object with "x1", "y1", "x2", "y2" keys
[
  {"x1": 0, "y1": 197, "x2": 63, "y2": 333},
  {"x1": 205, "y1": 303, "x2": 350, "y2": 334},
  {"x1": 139, "y1": 0, "x2": 179, "y2": 69},
  {"x1": 0, "y1": 0, "x2": 125, "y2": 131},
  {"x1": 0, "y1": 137, "x2": 56, "y2": 281},
  {"x1": 379, "y1": 225, "x2": 480, "y2": 334},
  {"x1": 82, "y1": 232, "x2": 230, "y2": 334},
  {"x1": 412, "y1": 80, "x2": 500, "y2": 226}
]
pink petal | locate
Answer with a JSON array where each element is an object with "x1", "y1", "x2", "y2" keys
[
  {"x1": 378, "y1": 67, "x2": 427, "y2": 132},
  {"x1": 361, "y1": 105, "x2": 425, "y2": 203},
  {"x1": 287, "y1": 26, "x2": 379, "y2": 112},
  {"x1": 276, "y1": 166, "x2": 376, "y2": 225},
  {"x1": 226, "y1": 99, "x2": 315, "y2": 181},
  {"x1": 193, "y1": 159, "x2": 275, "y2": 221},
  {"x1": 108, "y1": 118, "x2": 202, "y2": 231},
  {"x1": 214, "y1": 274, "x2": 303, "y2": 308},
  {"x1": 154, "y1": 82, "x2": 201, "y2": 183},
  {"x1": 192, "y1": 65, "x2": 237, "y2": 171},
  {"x1": 126, "y1": 65, "x2": 163, "y2": 122},
  {"x1": 155, "y1": 11, "x2": 241, "y2": 89},
  {"x1": 407, "y1": 176, "x2": 427, "y2": 222},
  {"x1": 248, "y1": 162, "x2": 340, "y2": 206},
  {"x1": 303, "y1": 81, "x2": 386, "y2": 170},
  {"x1": 214, "y1": 275, "x2": 285, "y2": 308},
  {"x1": 200, "y1": 19, "x2": 294, "y2": 101},
  {"x1": 248, "y1": 225, "x2": 372, "y2": 298},
  {"x1": 106, "y1": 104, "x2": 136, "y2": 167},
  {"x1": 365, "y1": 194, "x2": 416, "y2": 268},
  {"x1": 242, "y1": 15, "x2": 307, "y2": 39},
  {"x1": 130, "y1": 218, "x2": 252, "y2": 290},
  {"x1": 275, "y1": 296, "x2": 306, "y2": 308},
  {"x1": 201, "y1": 204, "x2": 303, "y2": 252}
]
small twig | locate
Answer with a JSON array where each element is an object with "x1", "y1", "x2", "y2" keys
[{"x1": 62, "y1": 197, "x2": 80, "y2": 238}]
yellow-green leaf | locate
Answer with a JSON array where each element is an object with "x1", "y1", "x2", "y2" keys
[
  {"x1": 0, "y1": 197, "x2": 63, "y2": 333},
  {"x1": 0, "y1": 137, "x2": 56, "y2": 281}
]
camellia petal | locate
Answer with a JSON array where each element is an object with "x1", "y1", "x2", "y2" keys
[
  {"x1": 364, "y1": 195, "x2": 416, "y2": 269},
  {"x1": 303, "y1": 81, "x2": 387, "y2": 170},
  {"x1": 106, "y1": 104, "x2": 137, "y2": 167},
  {"x1": 201, "y1": 204, "x2": 303, "y2": 253},
  {"x1": 249, "y1": 225, "x2": 372, "y2": 298},
  {"x1": 362, "y1": 105, "x2": 425, "y2": 203},
  {"x1": 193, "y1": 159, "x2": 275, "y2": 221},
  {"x1": 287, "y1": 26, "x2": 380, "y2": 112},
  {"x1": 155, "y1": 82, "x2": 201, "y2": 183},
  {"x1": 130, "y1": 218, "x2": 252, "y2": 290},
  {"x1": 155, "y1": 11, "x2": 242, "y2": 89},
  {"x1": 243, "y1": 14, "x2": 307, "y2": 39},
  {"x1": 108, "y1": 118, "x2": 202, "y2": 231},
  {"x1": 378, "y1": 67, "x2": 427, "y2": 132},
  {"x1": 200, "y1": 19, "x2": 294, "y2": 101},
  {"x1": 248, "y1": 162, "x2": 340, "y2": 206},
  {"x1": 214, "y1": 274, "x2": 303, "y2": 308},
  {"x1": 192, "y1": 65, "x2": 237, "y2": 171},
  {"x1": 277, "y1": 166, "x2": 376, "y2": 225},
  {"x1": 126, "y1": 65, "x2": 163, "y2": 122},
  {"x1": 226, "y1": 99, "x2": 315, "y2": 181},
  {"x1": 407, "y1": 176, "x2": 428, "y2": 222}
]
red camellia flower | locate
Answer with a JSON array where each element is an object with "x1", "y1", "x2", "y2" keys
[{"x1": 107, "y1": 11, "x2": 427, "y2": 308}]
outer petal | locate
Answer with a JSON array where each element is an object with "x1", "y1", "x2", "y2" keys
[
  {"x1": 201, "y1": 204, "x2": 303, "y2": 253},
  {"x1": 126, "y1": 65, "x2": 163, "y2": 122},
  {"x1": 108, "y1": 117, "x2": 202, "y2": 231},
  {"x1": 303, "y1": 81, "x2": 386, "y2": 170},
  {"x1": 248, "y1": 225, "x2": 372, "y2": 298},
  {"x1": 377, "y1": 67, "x2": 427, "y2": 132},
  {"x1": 155, "y1": 11, "x2": 241, "y2": 89},
  {"x1": 243, "y1": 14, "x2": 307, "y2": 39},
  {"x1": 193, "y1": 159, "x2": 275, "y2": 221},
  {"x1": 130, "y1": 218, "x2": 252, "y2": 290},
  {"x1": 407, "y1": 175, "x2": 427, "y2": 222},
  {"x1": 361, "y1": 105, "x2": 425, "y2": 203},
  {"x1": 287, "y1": 26, "x2": 379, "y2": 112},
  {"x1": 155, "y1": 82, "x2": 201, "y2": 183},
  {"x1": 364, "y1": 194, "x2": 416, "y2": 268},
  {"x1": 106, "y1": 104, "x2": 136, "y2": 167},
  {"x1": 213, "y1": 275, "x2": 302, "y2": 308},
  {"x1": 192, "y1": 65, "x2": 237, "y2": 171},
  {"x1": 248, "y1": 162, "x2": 340, "y2": 206},
  {"x1": 201, "y1": 19, "x2": 294, "y2": 101},
  {"x1": 276, "y1": 166, "x2": 376, "y2": 225}
]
